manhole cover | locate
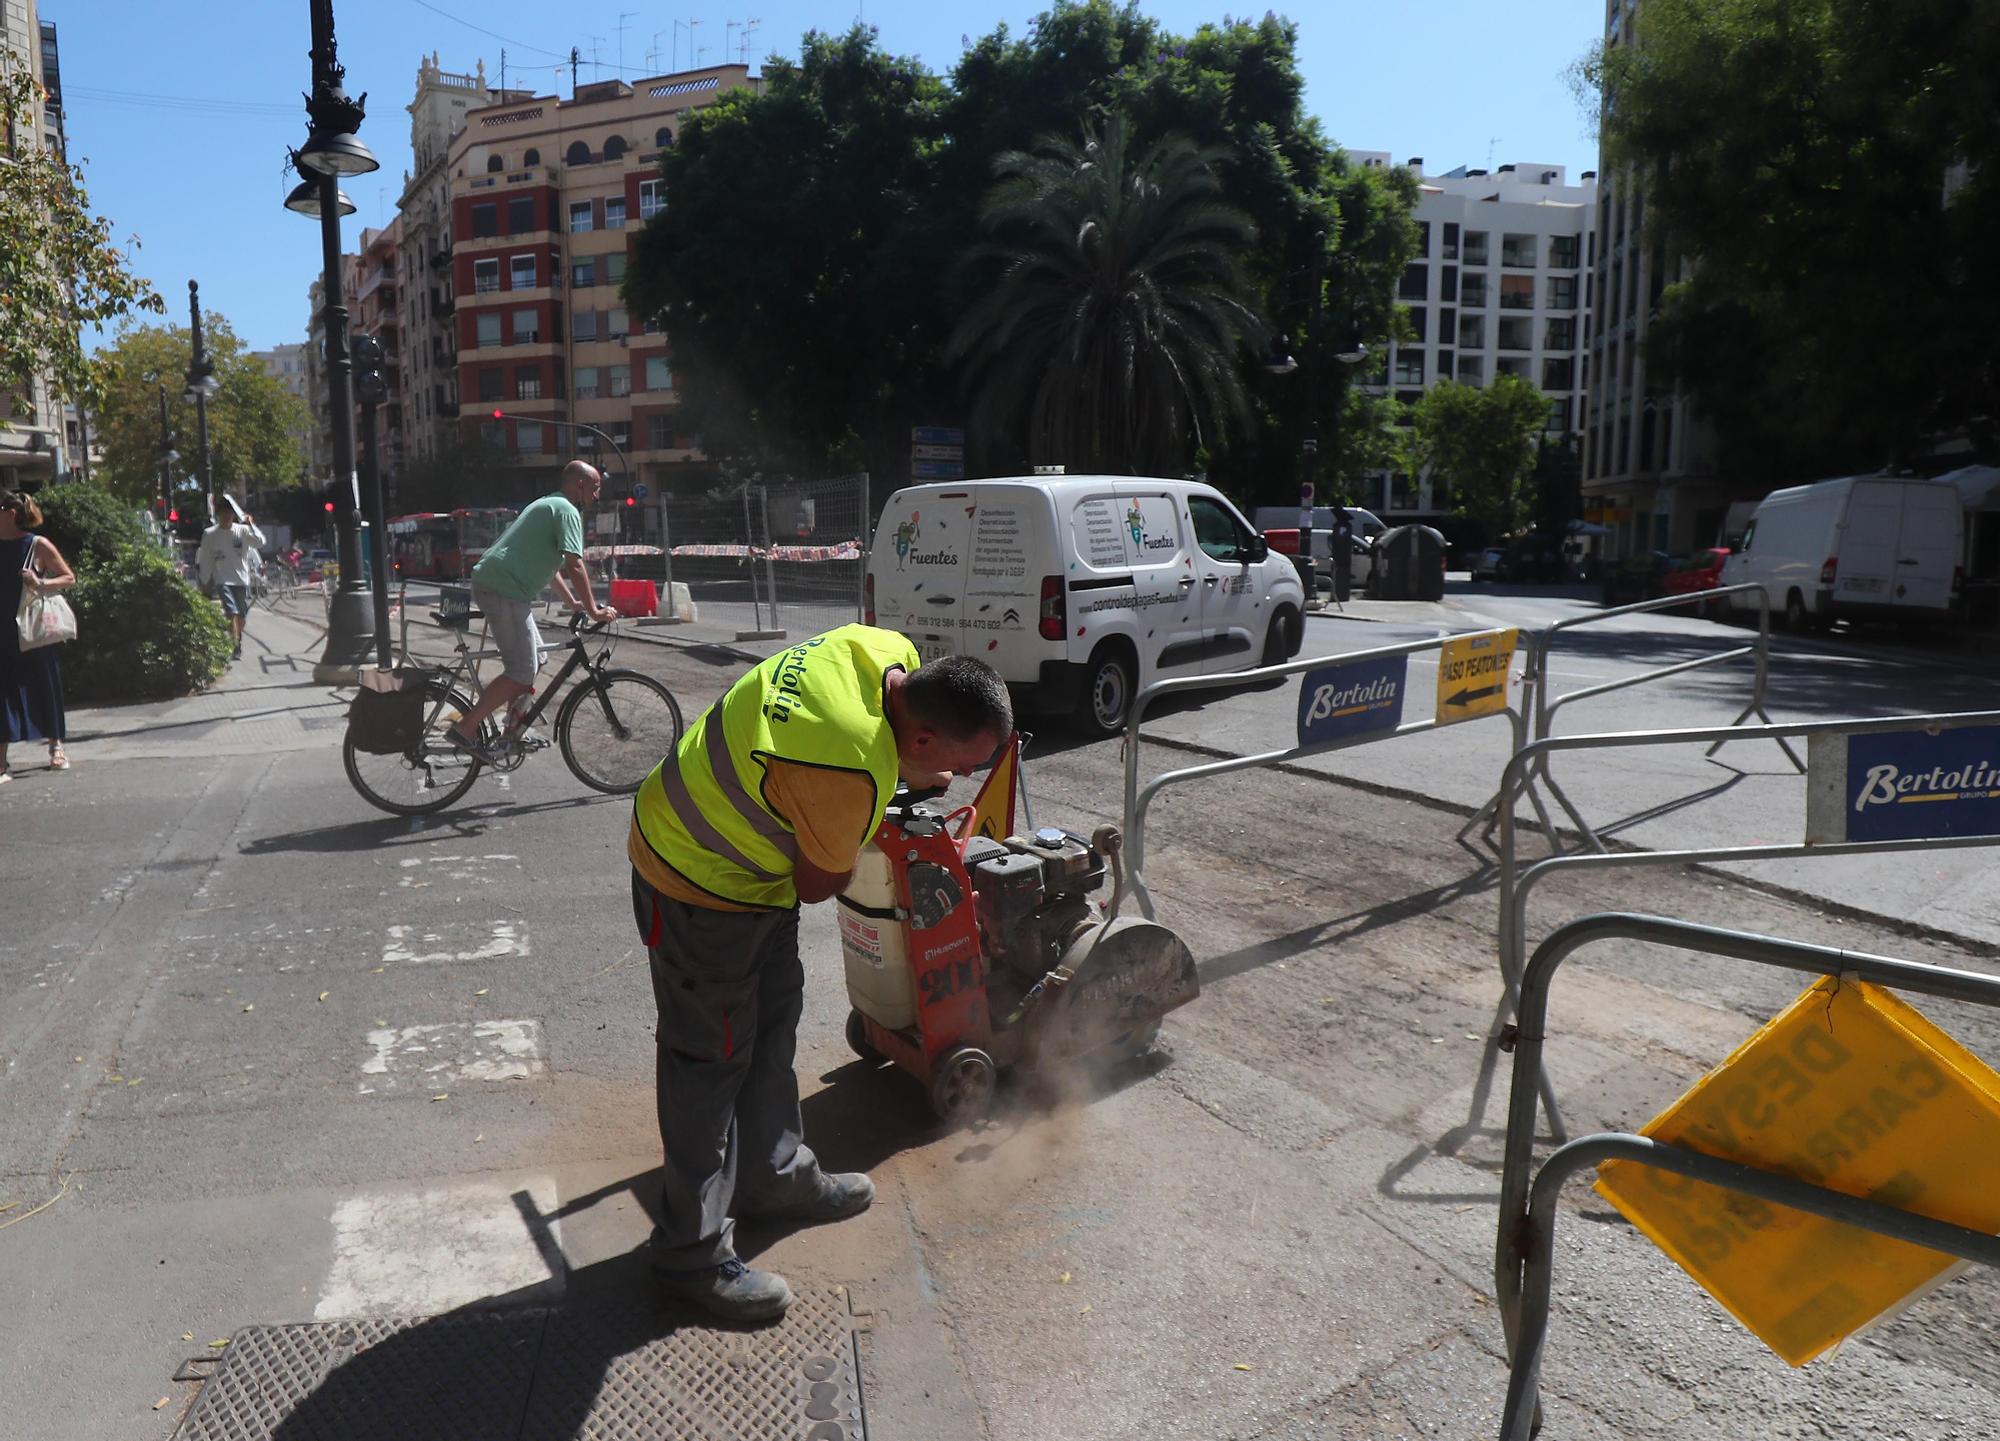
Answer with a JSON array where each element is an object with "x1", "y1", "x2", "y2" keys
[{"x1": 173, "y1": 1292, "x2": 865, "y2": 1441}]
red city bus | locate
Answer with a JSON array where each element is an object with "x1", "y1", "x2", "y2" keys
[{"x1": 386, "y1": 508, "x2": 516, "y2": 579}]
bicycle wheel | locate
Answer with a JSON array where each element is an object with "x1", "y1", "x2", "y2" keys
[
  {"x1": 343, "y1": 678, "x2": 486, "y2": 816},
  {"x1": 556, "y1": 668, "x2": 684, "y2": 794}
]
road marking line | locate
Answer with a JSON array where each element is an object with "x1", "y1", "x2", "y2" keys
[
  {"x1": 314, "y1": 1176, "x2": 563, "y2": 1319},
  {"x1": 383, "y1": 919, "x2": 530, "y2": 963},
  {"x1": 358, "y1": 1019, "x2": 545, "y2": 1091}
]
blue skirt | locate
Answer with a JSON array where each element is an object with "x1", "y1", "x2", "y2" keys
[{"x1": 0, "y1": 637, "x2": 65, "y2": 743}]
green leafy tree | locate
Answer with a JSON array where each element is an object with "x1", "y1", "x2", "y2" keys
[
  {"x1": 626, "y1": 28, "x2": 950, "y2": 485},
  {"x1": 950, "y1": 117, "x2": 1266, "y2": 474},
  {"x1": 625, "y1": 3, "x2": 1418, "y2": 494},
  {"x1": 1582, "y1": 0, "x2": 2000, "y2": 479},
  {"x1": 0, "y1": 53, "x2": 162, "y2": 423},
  {"x1": 91, "y1": 315, "x2": 310, "y2": 508},
  {"x1": 1409, "y1": 376, "x2": 1550, "y2": 542}
]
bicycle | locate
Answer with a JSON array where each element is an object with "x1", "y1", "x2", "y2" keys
[{"x1": 343, "y1": 606, "x2": 684, "y2": 816}]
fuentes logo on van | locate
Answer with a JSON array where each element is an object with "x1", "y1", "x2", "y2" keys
[{"x1": 909, "y1": 550, "x2": 959, "y2": 566}]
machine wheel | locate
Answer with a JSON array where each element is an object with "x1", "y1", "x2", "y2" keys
[
  {"x1": 1783, "y1": 589, "x2": 1809, "y2": 632},
  {"x1": 845, "y1": 1009, "x2": 884, "y2": 1064},
  {"x1": 1071, "y1": 643, "x2": 1135, "y2": 739},
  {"x1": 928, "y1": 1046, "x2": 998, "y2": 1125}
]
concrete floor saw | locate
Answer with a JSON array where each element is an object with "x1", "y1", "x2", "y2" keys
[{"x1": 837, "y1": 736, "x2": 1199, "y2": 1124}]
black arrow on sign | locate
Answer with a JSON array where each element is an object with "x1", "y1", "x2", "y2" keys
[{"x1": 1445, "y1": 682, "x2": 1504, "y2": 709}]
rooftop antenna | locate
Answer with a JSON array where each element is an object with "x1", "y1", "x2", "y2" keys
[
  {"x1": 740, "y1": 18, "x2": 760, "y2": 64},
  {"x1": 1487, "y1": 137, "x2": 1500, "y2": 168},
  {"x1": 617, "y1": 12, "x2": 639, "y2": 76},
  {"x1": 499, "y1": 48, "x2": 505, "y2": 93},
  {"x1": 649, "y1": 29, "x2": 667, "y2": 71},
  {"x1": 687, "y1": 18, "x2": 703, "y2": 69},
  {"x1": 570, "y1": 45, "x2": 580, "y2": 96}
]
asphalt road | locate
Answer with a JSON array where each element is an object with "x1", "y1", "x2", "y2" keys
[{"x1": 4, "y1": 589, "x2": 1999, "y2": 1440}]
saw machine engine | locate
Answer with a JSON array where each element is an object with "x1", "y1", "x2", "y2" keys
[{"x1": 839, "y1": 799, "x2": 1199, "y2": 1125}]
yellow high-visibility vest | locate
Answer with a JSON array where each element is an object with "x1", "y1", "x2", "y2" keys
[{"x1": 632, "y1": 625, "x2": 918, "y2": 908}]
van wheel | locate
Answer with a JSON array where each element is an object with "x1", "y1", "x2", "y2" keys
[
  {"x1": 1073, "y1": 643, "x2": 1136, "y2": 739},
  {"x1": 1784, "y1": 589, "x2": 1809, "y2": 632},
  {"x1": 1261, "y1": 606, "x2": 1301, "y2": 665}
]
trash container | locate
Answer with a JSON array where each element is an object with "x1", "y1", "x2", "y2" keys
[{"x1": 1374, "y1": 525, "x2": 1448, "y2": 601}]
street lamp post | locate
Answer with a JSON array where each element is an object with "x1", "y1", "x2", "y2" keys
[
  {"x1": 183, "y1": 280, "x2": 218, "y2": 520},
  {"x1": 286, "y1": 0, "x2": 379, "y2": 684}
]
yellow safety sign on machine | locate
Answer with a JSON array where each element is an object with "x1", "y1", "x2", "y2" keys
[
  {"x1": 1595, "y1": 976, "x2": 2000, "y2": 1365},
  {"x1": 1434, "y1": 629, "x2": 1517, "y2": 724}
]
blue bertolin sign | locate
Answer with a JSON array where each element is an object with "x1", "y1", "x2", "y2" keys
[
  {"x1": 1806, "y1": 724, "x2": 2000, "y2": 844},
  {"x1": 1297, "y1": 657, "x2": 1408, "y2": 747}
]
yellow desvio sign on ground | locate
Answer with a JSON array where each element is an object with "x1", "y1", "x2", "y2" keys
[
  {"x1": 1595, "y1": 976, "x2": 2000, "y2": 1365},
  {"x1": 1434, "y1": 629, "x2": 1517, "y2": 724}
]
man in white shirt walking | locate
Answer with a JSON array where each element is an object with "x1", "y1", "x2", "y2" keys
[{"x1": 195, "y1": 496, "x2": 267, "y2": 661}]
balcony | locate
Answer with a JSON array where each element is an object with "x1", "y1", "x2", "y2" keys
[
  {"x1": 1500, "y1": 247, "x2": 1537, "y2": 269},
  {"x1": 1499, "y1": 292, "x2": 1536, "y2": 311},
  {"x1": 1461, "y1": 243, "x2": 1489, "y2": 267},
  {"x1": 430, "y1": 249, "x2": 452, "y2": 272}
]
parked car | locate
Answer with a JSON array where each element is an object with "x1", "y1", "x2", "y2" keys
[
  {"x1": 1601, "y1": 550, "x2": 1671, "y2": 606},
  {"x1": 1663, "y1": 547, "x2": 1732, "y2": 616},
  {"x1": 1471, "y1": 546, "x2": 1506, "y2": 582},
  {"x1": 1719, "y1": 474, "x2": 1963, "y2": 631},
  {"x1": 869, "y1": 473, "x2": 1307, "y2": 737}
]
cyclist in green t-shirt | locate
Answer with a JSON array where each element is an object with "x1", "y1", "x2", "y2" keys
[{"x1": 448, "y1": 461, "x2": 618, "y2": 758}]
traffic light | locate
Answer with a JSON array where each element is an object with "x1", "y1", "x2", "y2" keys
[
  {"x1": 491, "y1": 409, "x2": 504, "y2": 420},
  {"x1": 324, "y1": 500, "x2": 335, "y2": 513},
  {"x1": 168, "y1": 508, "x2": 179, "y2": 523},
  {"x1": 350, "y1": 333, "x2": 388, "y2": 406},
  {"x1": 624, "y1": 495, "x2": 635, "y2": 508}
]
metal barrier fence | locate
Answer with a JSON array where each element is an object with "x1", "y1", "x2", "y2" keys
[
  {"x1": 1121, "y1": 626, "x2": 1539, "y2": 923},
  {"x1": 750, "y1": 474, "x2": 870, "y2": 638},
  {"x1": 1474, "y1": 709, "x2": 2000, "y2": 1144},
  {"x1": 1493, "y1": 913, "x2": 2000, "y2": 1441},
  {"x1": 656, "y1": 479, "x2": 870, "y2": 642},
  {"x1": 1462, "y1": 584, "x2": 1798, "y2": 852}
]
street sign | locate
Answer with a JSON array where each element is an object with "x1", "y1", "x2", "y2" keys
[
  {"x1": 1296, "y1": 656, "x2": 1407, "y2": 747},
  {"x1": 912, "y1": 444, "x2": 965, "y2": 462},
  {"x1": 912, "y1": 426, "x2": 966, "y2": 447},
  {"x1": 1596, "y1": 974, "x2": 2000, "y2": 1365},
  {"x1": 631, "y1": 482, "x2": 649, "y2": 501},
  {"x1": 1806, "y1": 724, "x2": 2000, "y2": 844},
  {"x1": 1434, "y1": 629, "x2": 1518, "y2": 725},
  {"x1": 913, "y1": 460, "x2": 966, "y2": 480},
  {"x1": 1299, "y1": 481, "x2": 1314, "y2": 507}
]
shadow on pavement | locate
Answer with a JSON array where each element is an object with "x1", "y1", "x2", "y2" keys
[{"x1": 239, "y1": 794, "x2": 621, "y2": 855}]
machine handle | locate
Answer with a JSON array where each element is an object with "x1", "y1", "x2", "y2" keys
[{"x1": 943, "y1": 804, "x2": 979, "y2": 840}]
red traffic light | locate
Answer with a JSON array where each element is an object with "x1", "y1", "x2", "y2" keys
[
  {"x1": 167, "y1": 508, "x2": 179, "y2": 523},
  {"x1": 624, "y1": 496, "x2": 635, "y2": 507},
  {"x1": 491, "y1": 409, "x2": 504, "y2": 420},
  {"x1": 324, "y1": 501, "x2": 335, "y2": 512}
]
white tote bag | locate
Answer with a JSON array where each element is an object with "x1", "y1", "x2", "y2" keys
[{"x1": 17, "y1": 550, "x2": 77, "y2": 652}]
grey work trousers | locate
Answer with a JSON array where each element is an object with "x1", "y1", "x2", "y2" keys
[{"x1": 633, "y1": 872, "x2": 824, "y2": 1273}]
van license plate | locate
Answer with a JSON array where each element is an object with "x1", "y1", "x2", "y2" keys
[
  {"x1": 1841, "y1": 577, "x2": 1885, "y2": 594},
  {"x1": 917, "y1": 637, "x2": 953, "y2": 663}
]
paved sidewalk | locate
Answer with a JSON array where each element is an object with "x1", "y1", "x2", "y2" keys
[{"x1": 61, "y1": 602, "x2": 348, "y2": 765}]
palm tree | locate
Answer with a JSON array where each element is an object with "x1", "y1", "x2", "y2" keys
[{"x1": 950, "y1": 115, "x2": 1268, "y2": 476}]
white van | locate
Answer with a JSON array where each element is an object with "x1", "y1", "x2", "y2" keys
[
  {"x1": 1720, "y1": 474, "x2": 1963, "y2": 630},
  {"x1": 867, "y1": 474, "x2": 1307, "y2": 736}
]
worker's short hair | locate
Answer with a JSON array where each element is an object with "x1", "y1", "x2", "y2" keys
[{"x1": 902, "y1": 655, "x2": 1012, "y2": 743}]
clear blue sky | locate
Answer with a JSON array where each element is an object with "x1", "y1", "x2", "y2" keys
[{"x1": 55, "y1": 0, "x2": 1603, "y2": 354}]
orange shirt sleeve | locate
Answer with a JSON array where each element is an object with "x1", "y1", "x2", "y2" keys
[{"x1": 761, "y1": 759, "x2": 883, "y2": 874}]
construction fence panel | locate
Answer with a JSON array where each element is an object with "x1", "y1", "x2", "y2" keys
[
  {"x1": 753, "y1": 474, "x2": 871, "y2": 638},
  {"x1": 659, "y1": 486, "x2": 763, "y2": 632}
]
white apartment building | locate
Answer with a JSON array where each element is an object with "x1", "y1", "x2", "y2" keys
[{"x1": 1346, "y1": 152, "x2": 1597, "y2": 526}]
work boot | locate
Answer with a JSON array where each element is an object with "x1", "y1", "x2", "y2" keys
[
  {"x1": 748, "y1": 1172, "x2": 875, "y2": 1224},
  {"x1": 655, "y1": 1257, "x2": 792, "y2": 1323}
]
